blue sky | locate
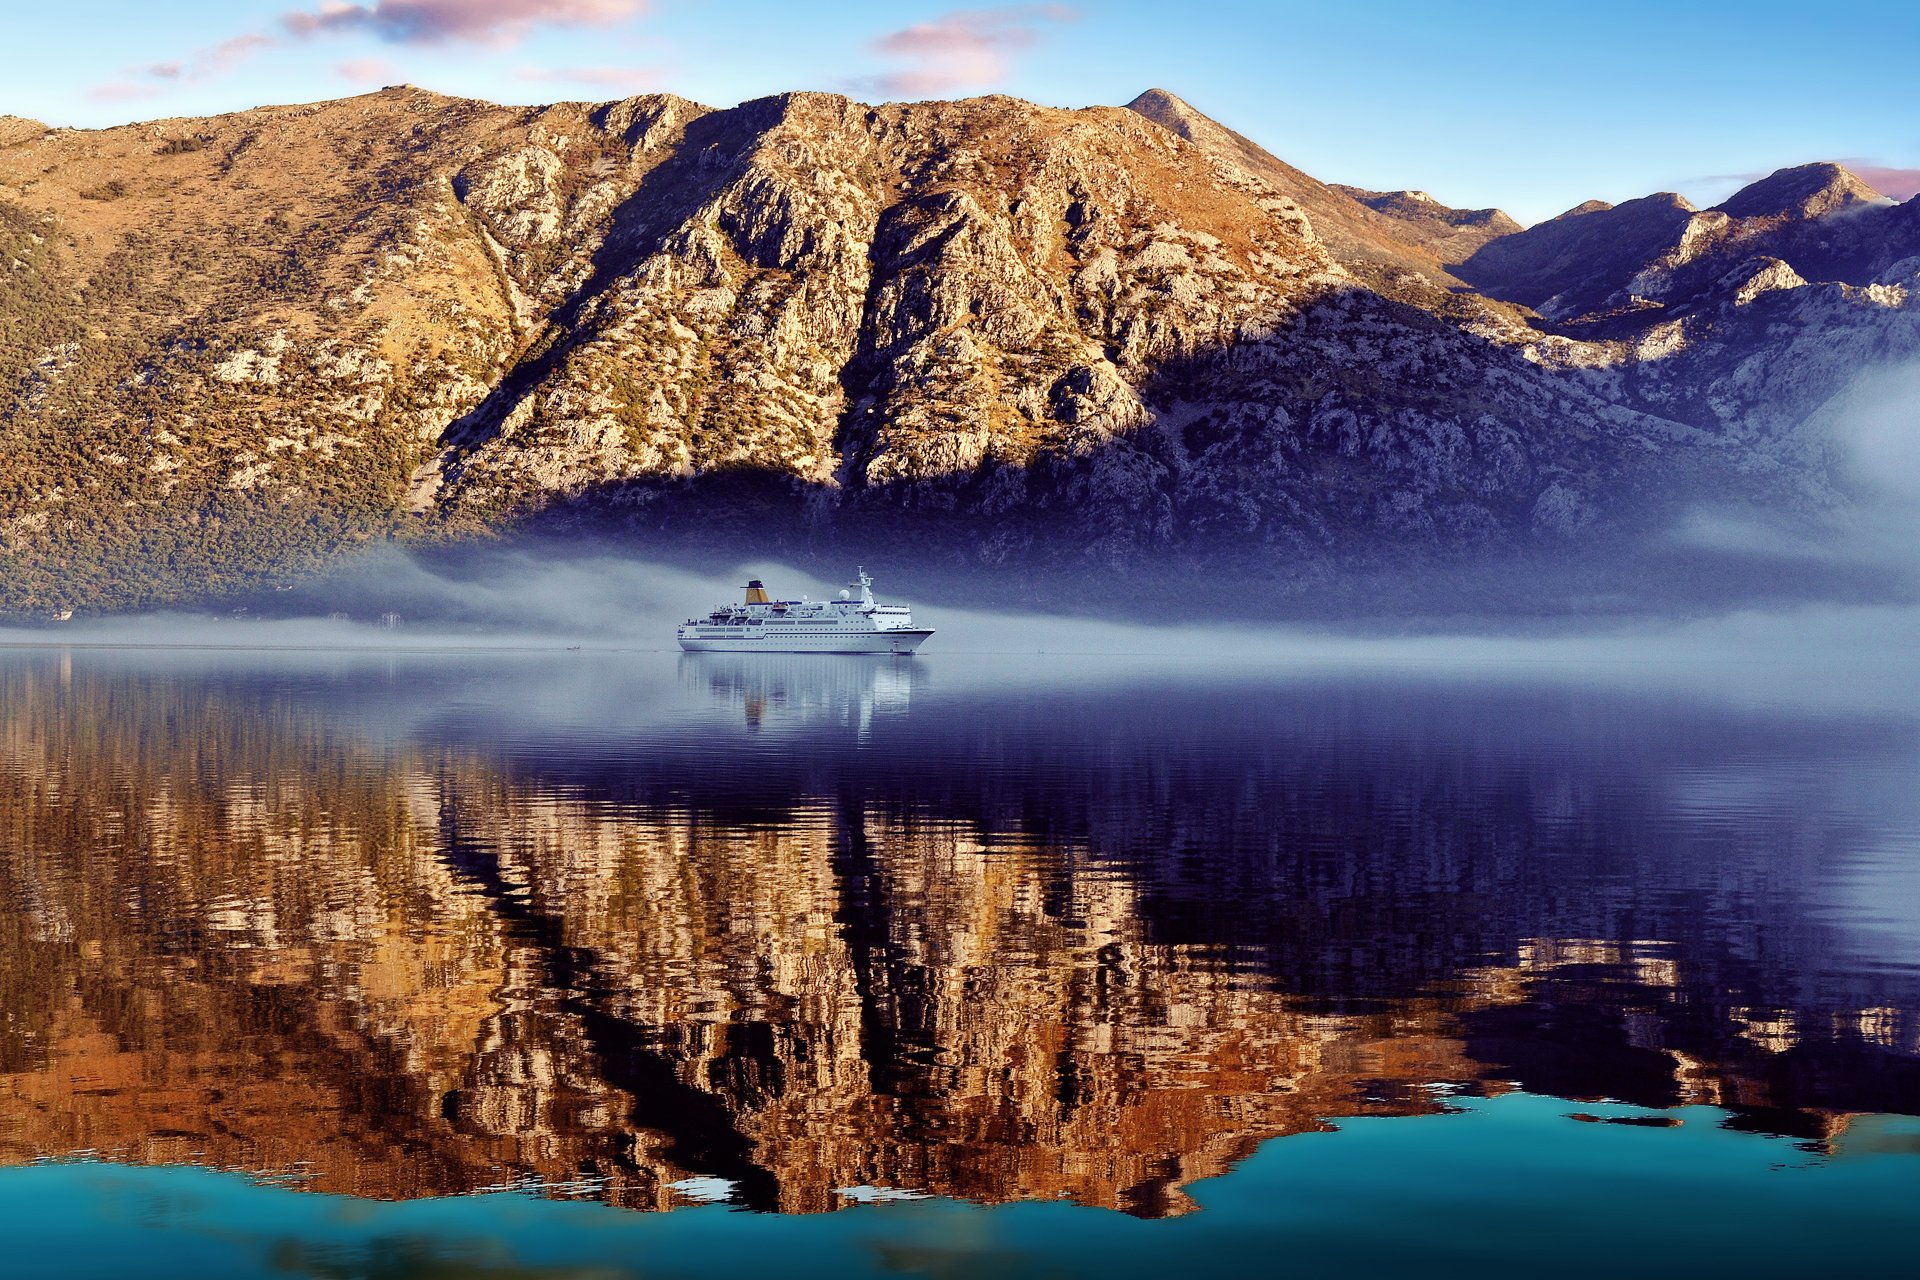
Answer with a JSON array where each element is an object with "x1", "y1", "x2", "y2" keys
[{"x1": 6, "y1": 0, "x2": 1918, "y2": 225}]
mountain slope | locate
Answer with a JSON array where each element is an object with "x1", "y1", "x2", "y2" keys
[
  {"x1": 421, "y1": 90, "x2": 1714, "y2": 566},
  {"x1": 1121, "y1": 89, "x2": 1475, "y2": 296}
]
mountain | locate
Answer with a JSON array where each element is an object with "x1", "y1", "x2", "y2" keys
[
  {"x1": 1715, "y1": 160, "x2": 1884, "y2": 221},
  {"x1": 1457, "y1": 192, "x2": 1702, "y2": 319},
  {"x1": 1331, "y1": 185, "x2": 1522, "y2": 265},
  {"x1": 1460, "y1": 163, "x2": 1914, "y2": 326},
  {"x1": 1, "y1": 86, "x2": 1916, "y2": 616}
]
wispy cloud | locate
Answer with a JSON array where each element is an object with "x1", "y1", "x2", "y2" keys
[
  {"x1": 1694, "y1": 158, "x2": 1920, "y2": 204},
  {"x1": 89, "y1": 33, "x2": 275, "y2": 103},
  {"x1": 1849, "y1": 165, "x2": 1920, "y2": 201},
  {"x1": 860, "y1": 5, "x2": 1076, "y2": 98},
  {"x1": 515, "y1": 64, "x2": 668, "y2": 91},
  {"x1": 88, "y1": 80, "x2": 166, "y2": 104},
  {"x1": 86, "y1": 2, "x2": 655, "y2": 106},
  {"x1": 283, "y1": 0, "x2": 648, "y2": 46},
  {"x1": 335, "y1": 56, "x2": 402, "y2": 83}
]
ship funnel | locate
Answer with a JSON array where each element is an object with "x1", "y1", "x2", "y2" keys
[{"x1": 745, "y1": 579, "x2": 770, "y2": 605}]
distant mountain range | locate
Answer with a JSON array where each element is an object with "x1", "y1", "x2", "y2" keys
[{"x1": 1, "y1": 86, "x2": 1915, "y2": 615}]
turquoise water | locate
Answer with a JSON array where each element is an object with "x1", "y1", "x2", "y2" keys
[{"x1": 8, "y1": 1095, "x2": 1918, "y2": 1279}]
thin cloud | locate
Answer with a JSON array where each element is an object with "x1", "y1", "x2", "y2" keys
[
  {"x1": 88, "y1": 80, "x2": 167, "y2": 104},
  {"x1": 1694, "y1": 157, "x2": 1920, "y2": 203},
  {"x1": 1850, "y1": 165, "x2": 1920, "y2": 201},
  {"x1": 284, "y1": 0, "x2": 648, "y2": 46},
  {"x1": 861, "y1": 5, "x2": 1077, "y2": 98},
  {"x1": 335, "y1": 57, "x2": 402, "y2": 83},
  {"x1": 88, "y1": 33, "x2": 274, "y2": 102}
]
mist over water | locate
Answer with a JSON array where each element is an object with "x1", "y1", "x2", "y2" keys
[
  {"x1": 8, "y1": 542, "x2": 1916, "y2": 730},
  {"x1": 1673, "y1": 357, "x2": 1920, "y2": 596}
]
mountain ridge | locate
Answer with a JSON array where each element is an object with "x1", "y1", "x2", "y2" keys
[
  {"x1": 0, "y1": 85, "x2": 1914, "y2": 616},
  {"x1": 1328, "y1": 184, "x2": 1522, "y2": 265}
]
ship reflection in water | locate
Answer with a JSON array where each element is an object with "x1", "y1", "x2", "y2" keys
[
  {"x1": 684, "y1": 653, "x2": 918, "y2": 732},
  {"x1": 0, "y1": 645, "x2": 1916, "y2": 1268}
]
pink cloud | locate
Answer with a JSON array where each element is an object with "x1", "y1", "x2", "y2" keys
[
  {"x1": 335, "y1": 56, "x2": 402, "y2": 83},
  {"x1": 865, "y1": 5, "x2": 1076, "y2": 97},
  {"x1": 88, "y1": 32, "x2": 274, "y2": 102},
  {"x1": 284, "y1": 0, "x2": 647, "y2": 46},
  {"x1": 88, "y1": 80, "x2": 166, "y2": 104},
  {"x1": 1851, "y1": 165, "x2": 1920, "y2": 201},
  {"x1": 1699, "y1": 158, "x2": 1920, "y2": 205},
  {"x1": 203, "y1": 33, "x2": 276, "y2": 74},
  {"x1": 515, "y1": 64, "x2": 668, "y2": 90}
]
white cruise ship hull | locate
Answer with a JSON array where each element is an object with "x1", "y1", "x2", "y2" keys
[{"x1": 677, "y1": 628, "x2": 933, "y2": 654}]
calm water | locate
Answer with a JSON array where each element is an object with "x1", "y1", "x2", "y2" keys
[{"x1": 1, "y1": 641, "x2": 1916, "y2": 1275}]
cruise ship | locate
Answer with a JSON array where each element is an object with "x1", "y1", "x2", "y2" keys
[{"x1": 677, "y1": 569, "x2": 934, "y2": 654}]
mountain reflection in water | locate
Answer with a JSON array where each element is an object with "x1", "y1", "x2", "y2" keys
[{"x1": 0, "y1": 645, "x2": 1916, "y2": 1219}]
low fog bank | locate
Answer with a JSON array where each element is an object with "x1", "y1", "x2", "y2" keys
[
  {"x1": 5, "y1": 559, "x2": 1916, "y2": 719},
  {"x1": 0, "y1": 549, "x2": 726, "y2": 651},
  {"x1": 1670, "y1": 360, "x2": 1920, "y2": 591}
]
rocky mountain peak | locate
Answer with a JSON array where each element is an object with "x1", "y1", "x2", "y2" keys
[
  {"x1": 1121, "y1": 89, "x2": 1488, "y2": 297},
  {"x1": 1716, "y1": 162, "x2": 1884, "y2": 222},
  {"x1": 1122, "y1": 89, "x2": 1207, "y2": 137},
  {"x1": 1552, "y1": 199, "x2": 1614, "y2": 220}
]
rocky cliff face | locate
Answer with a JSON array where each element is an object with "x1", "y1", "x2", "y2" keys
[{"x1": 0, "y1": 86, "x2": 1915, "y2": 614}]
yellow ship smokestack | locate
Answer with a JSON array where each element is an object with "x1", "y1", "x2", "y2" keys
[{"x1": 744, "y1": 579, "x2": 770, "y2": 605}]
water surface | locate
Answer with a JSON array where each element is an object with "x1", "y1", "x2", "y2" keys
[{"x1": 0, "y1": 643, "x2": 1915, "y2": 1273}]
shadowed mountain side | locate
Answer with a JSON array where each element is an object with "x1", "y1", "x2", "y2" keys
[
  {"x1": 422, "y1": 284, "x2": 1824, "y2": 621},
  {"x1": 1458, "y1": 193, "x2": 1701, "y2": 318}
]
